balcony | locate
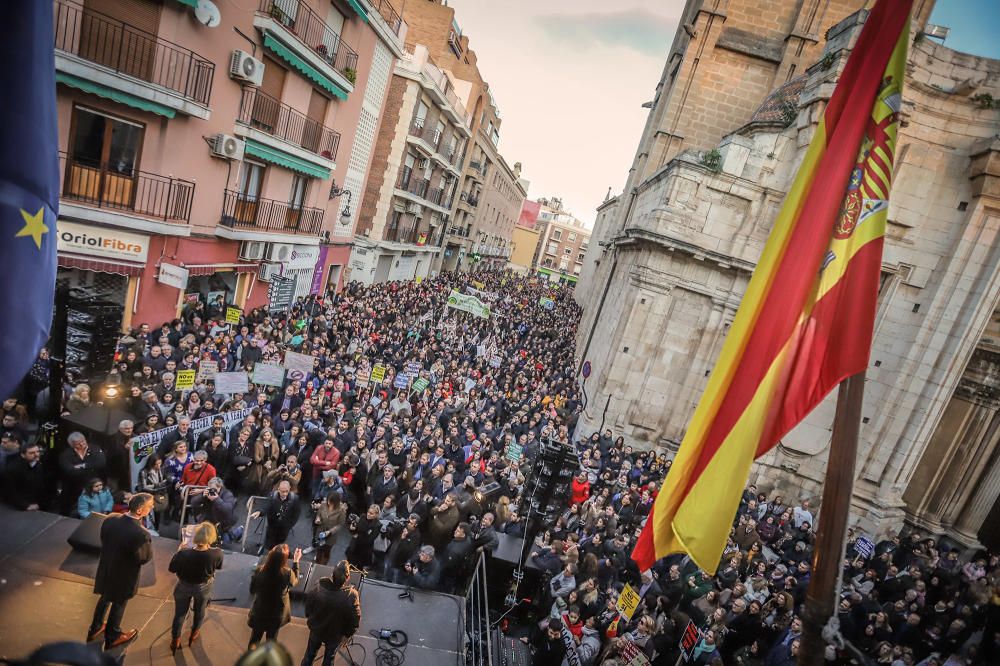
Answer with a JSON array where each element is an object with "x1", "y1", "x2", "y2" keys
[
  {"x1": 59, "y1": 152, "x2": 194, "y2": 226},
  {"x1": 459, "y1": 191, "x2": 479, "y2": 208},
  {"x1": 237, "y1": 87, "x2": 340, "y2": 160},
  {"x1": 220, "y1": 189, "x2": 324, "y2": 236},
  {"x1": 427, "y1": 187, "x2": 446, "y2": 206},
  {"x1": 53, "y1": 0, "x2": 213, "y2": 119},
  {"x1": 368, "y1": 0, "x2": 403, "y2": 36},
  {"x1": 257, "y1": 0, "x2": 358, "y2": 100}
]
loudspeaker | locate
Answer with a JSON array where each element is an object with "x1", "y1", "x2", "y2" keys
[{"x1": 67, "y1": 512, "x2": 108, "y2": 553}]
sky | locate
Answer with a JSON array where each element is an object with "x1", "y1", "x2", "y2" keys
[
  {"x1": 445, "y1": 0, "x2": 684, "y2": 227},
  {"x1": 445, "y1": 0, "x2": 997, "y2": 228}
]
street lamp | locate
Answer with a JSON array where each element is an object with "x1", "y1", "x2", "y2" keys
[{"x1": 329, "y1": 180, "x2": 353, "y2": 226}]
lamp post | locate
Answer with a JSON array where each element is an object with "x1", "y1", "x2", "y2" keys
[{"x1": 329, "y1": 181, "x2": 353, "y2": 227}]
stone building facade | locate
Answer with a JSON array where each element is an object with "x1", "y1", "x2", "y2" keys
[{"x1": 576, "y1": 0, "x2": 1000, "y2": 547}]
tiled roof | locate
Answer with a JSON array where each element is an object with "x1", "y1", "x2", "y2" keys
[{"x1": 749, "y1": 75, "x2": 807, "y2": 125}]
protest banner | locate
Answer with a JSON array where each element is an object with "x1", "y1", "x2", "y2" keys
[
  {"x1": 411, "y1": 377, "x2": 429, "y2": 394},
  {"x1": 370, "y1": 364, "x2": 386, "y2": 384},
  {"x1": 616, "y1": 584, "x2": 641, "y2": 620},
  {"x1": 129, "y1": 407, "x2": 251, "y2": 490},
  {"x1": 283, "y1": 350, "x2": 314, "y2": 381},
  {"x1": 539, "y1": 296, "x2": 555, "y2": 310},
  {"x1": 446, "y1": 289, "x2": 490, "y2": 318},
  {"x1": 252, "y1": 363, "x2": 286, "y2": 387},
  {"x1": 505, "y1": 442, "x2": 523, "y2": 462},
  {"x1": 393, "y1": 373, "x2": 410, "y2": 390},
  {"x1": 214, "y1": 371, "x2": 249, "y2": 394},
  {"x1": 175, "y1": 369, "x2": 196, "y2": 390},
  {"x1": 225, "y1": 307, "x2": 241, "y2": 324},
  {"x1": 197, "y1": 360, "x2": 218, "y2": 381},
  {"x1": 405, "y1": 361, "x2": 422, "y2": 377}
]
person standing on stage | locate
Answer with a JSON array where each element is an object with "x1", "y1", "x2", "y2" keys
[
  {"x1": 87, "y1": 493, "x2": 154, "y2": 650},
  {"x1": 168, "y1": 521, "x2": 224, "y2": 653},
  {"x1": 247, "y1": 543, "x2": 301, "y2": 649},
  {"x1": 301, "y1": 560, "x2": 362, "y2": 666},
  {"x1": 251, "y1": 480, "x2": 301, "y2": 551}
]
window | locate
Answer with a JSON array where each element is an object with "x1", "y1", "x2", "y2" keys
[
  {"x1": 552, "y1": 229, "x2": 562, "y2": 241},
  {"x1": 559, "y1": 258, "x2": 569, "y2": 271},
  {"x1": 67, "y1": 106, "x2": 144, "y2": 208},
  {"x1": 563, "y1": 247, "x2": 572, "y2": 255},
  {"x1": 415, "y1": 101, "x2": 428, "y2": 128},
  {"x1": 568, "y1": 232, "x2": 577, "y2": 242},
  {"x1": 289, "y1": 175, "x2": 308, "y2": 209},
  {"x1": 578, "y1": 253, "x2": 586, "y2": 262},
  {"x1": 546, "y1": 242, "x2": 558, "y2": 255},
  {"x1": 237, "y1": 161, "x2": 265, "y2": 200}
]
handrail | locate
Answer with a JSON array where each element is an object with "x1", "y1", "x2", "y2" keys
[
  {"x1": 259, "y1": 0, "x2": 359, "y2": 79},
  {"x1": 59, "y1": 151, "x2": 195, "y2": 223},
  {"x1": 178, "y1": 484, "x2": 210, "y2": 528},
  {"x1": 54, "y1": 0, "x2": 214, "y2": 105},
  {"x1": 221, "y1": 189, "x2": 325, "y2": 235},
  {"x1": 241, "y1": 495, "x2": 270, "y2": 553},
  {"x1": 237, "y1": 87, "x2": 341, "y2": 160}
]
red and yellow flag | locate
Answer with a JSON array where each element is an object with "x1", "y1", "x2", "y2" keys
[{"x1": 633, "y1": 0, "x2": 911, "y2": 574}]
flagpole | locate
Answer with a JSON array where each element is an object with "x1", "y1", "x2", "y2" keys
[{"x1": 799, "y1": 370, "x2": 866, "y2": 665}]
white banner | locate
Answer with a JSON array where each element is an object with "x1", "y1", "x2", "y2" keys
[
  {"x1": 129, "y1": 408, "x2": 251, "y2": 491},
  {"x1": 283, "y1": 350, "x2": 315, "y2": 381},
  {"x1": 252, "y1": 363, "x2": 286, "y2": 387}
]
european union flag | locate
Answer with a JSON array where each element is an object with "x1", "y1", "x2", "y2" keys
[{"x1": 0, "y1": 1, "x2": 59, "y2": 400}]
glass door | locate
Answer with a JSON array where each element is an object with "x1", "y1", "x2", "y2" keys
[{"x1": 67, "y1": 106, "x2": 143, "y2": 210}]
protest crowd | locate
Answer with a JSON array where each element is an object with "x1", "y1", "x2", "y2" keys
[{"x1": 2, "y1": 268, "x2": 999, "y2": 665}]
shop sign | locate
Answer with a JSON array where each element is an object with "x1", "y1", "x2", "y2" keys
[
  {"x1": 286, "y1": 245, "x2": 322, "y2": 269},
  {"x1": 309, "y1": 246, "x2": 329, "y2": 295},
  {"x1": 157, "y1": 263, "x2": 189, "y2": 290},
  {"x1": 57, "y1": 220, "x2": 149, "y2": 263}
]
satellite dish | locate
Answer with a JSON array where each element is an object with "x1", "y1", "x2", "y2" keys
[{"x1": 195, "y1": 0, "x2": 221, "y2": 28}]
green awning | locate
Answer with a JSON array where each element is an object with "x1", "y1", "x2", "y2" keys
[
  {"x1": 346, "y1": 0, "x2": 370, "y2": 22},
  {"x1": 56, "y1": 72, "x2": 176, "y2": 118},
  {"x1": 170, "y1": 0, "x2": 199, "y2": 8},
  {"x1": 262, "y1": 32, "x2": 349, "y2": 101},
  {"x1": 244, "y1": 138, "x2": 330, "y2": 179}
]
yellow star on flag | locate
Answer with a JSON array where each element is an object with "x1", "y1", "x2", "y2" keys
[{"x1": 16, "y1": 207, "x2": 48, "y2": 249}]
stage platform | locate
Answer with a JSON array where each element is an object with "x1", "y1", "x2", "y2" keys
[{"x1": 0, "y1": 506, "x2": 465, "y2": 665}]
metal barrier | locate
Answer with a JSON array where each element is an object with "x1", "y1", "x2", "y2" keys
[
  {"x1": 178, "y1": 485, "x2": 209, "y2": 529},
  {"x1": 241, "y1": 495, "x2": 270, "y2": 553},
  {"x1": 464, "y1": 552, "x2": 493, "y2": 666}
]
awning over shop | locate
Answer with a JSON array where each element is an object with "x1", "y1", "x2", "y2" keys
[
  {"x1": 183, "y1": 263, "x2": 259, "y2": 277},
  {"x1": 58, "y1": 254, "x2": 143, "y2": 276},
  {"x1": 244, "y1": 138, "x2": 331, "y2": 180},
  {"x1": 346, "y1": 0, "x2": 370, "y2": 23},
  {"x1": 56, "y1": 72, "x2": 177, "y2": 118},
  {"x1": 261, "y1": 31, "x2": 349, "y2": 101}
]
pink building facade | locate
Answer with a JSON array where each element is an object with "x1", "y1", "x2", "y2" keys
[{"x1": 52, "y1": 0, "x2": 407, "y2": 329}]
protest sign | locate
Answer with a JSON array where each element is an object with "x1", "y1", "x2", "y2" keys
[
  {"x1": 283, "y1": 350, "x2": 314, "y2": 381},
  {"x1": 616, "y1": 584, "x2": 641, "y2": 620},
  {"x1": 175, "y1": 369, "x2": 196, "y2": 390},
  {"x1": 854, "y1": 535, "x2": 875, "y2": 559},
  {"x1": 252, "y1": 363, "x2": 286, "y2": 387},
  {"x1": 214, "y1": 371, "x2": 249, "y2": 394},
  {"x1": 679, "y1": 621, "x2": 701, "y2": 662},
  {"x1": 505, "y1": 442, "x2": 523, "y2": 462},
  {"x1": 405, "y1": 361, "x2": 422, "y2": 377},
  {"x1": 197, "y1": 360, "x2": 218, "y2": 381},
  {"x1": 225, "y1": 307, "x2": 241, "y2": 324},
  {"x1": 411, "y1": 377, "x2": 429, "y2": 394},
  {"x1": 446, "y1": 289, "x2": 490, "y2": 318},
  {"x1": 539, "y1": 296, "x2": 555, "y2": 310},
  {"x1": 490, "y1": 354, "x2": 502, "y2": 369},
  {"x1": 393, "y1": 373, "x2": 410, "y2": 389},
  {"x1": 370, "y1": 364, "x2": 386, "y2": 384}
]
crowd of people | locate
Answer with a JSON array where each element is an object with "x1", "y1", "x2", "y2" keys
[{"x1": 2, "y1": 268, "x2": 999, "y2": 665}]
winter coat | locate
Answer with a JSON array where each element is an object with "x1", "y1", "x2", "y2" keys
[
  {"x1": 248, "y1": 563, "x2": 298, "y2": 632},
  {"x1": 94, "y1": 514, "x2": 153, "y2": 602},
  {"x1": 303, "y1": 576, "x2": 361, "y2": 645},
  {"x1": 77, "y1": 488, "x2": 114, "y2": 518}
]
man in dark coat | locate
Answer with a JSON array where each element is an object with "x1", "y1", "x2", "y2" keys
[
  {"x1": 4, "y1": 442, "x2": 48, "y2": 511},
  {"x1": 87, "y1": 493, "x2": 154, "y2": 650},
  {"x1": 106, "y1": 419, "x2": 134, "y2": 493},
  {"x1": 257, "y1": 480, "x2": 301, "y2": 550},
  {"x1": 301, "y1": 561, "x2": 362, "y2": 666}
]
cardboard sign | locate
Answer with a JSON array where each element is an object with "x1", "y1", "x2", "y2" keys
[
  {"x1": 214, "y1": 371, "x2": 249, "y2": 394},
  {"x1": 539, "y1": 296, "x2": 555, "y2": 310},
  {"x1": 197, "y1": 360, "x2": 218, "y2": 381},
  {"x1": 505, "y1": 442, "x2": 523, "y2": 462},
  {"x1": 679, "y1": 621, "x2": 701, "y2": 662},
  {"x1": 490, "y1": 354, "x2": 502, "y2": 369},
  {"x1": 283, "y1": 350, "x2": 315, "y2": 382},
  {"x1": 464, "y1": 378, "x2": 477, "y2": 393},
  {"x1": 619, "y1": 640, "x2": 651, "y2": 666},
  {"x1": 225, "y1": 307, "x2": 241, "y2": 324},
  {"x1": 854, "y1": 535, "x2": 875, "y2": 559},
  {"x1": 405, "y1": 361, "x2": 422, "y2": 377},
  {"x1": 411, "y1": 377, "x2": 429, "y2": 394},
  {"x1": 252, "y1": 363, "x2": 286, "y2": 387},
  {"x1": 370, "y1": 364, "x2": 386, "y2": 384},
  {"x1": 616, "y1": 583, "x2": 641, "y2": 620},
  {"x1": 175, "y1": 369, "x2": 196, "y2": 390},
  {"x1": 393, "y1": 373, "x2": 410, "y2": 390}
]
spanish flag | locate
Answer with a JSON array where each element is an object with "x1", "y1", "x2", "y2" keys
[{"x1": 633, "y1": 0, "x2": 911, "y2": 574}]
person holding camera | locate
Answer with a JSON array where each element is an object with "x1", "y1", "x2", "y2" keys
[
  {"x1": 195, "y1": 477, "x2": 241, "y2": 543},
  {"x1": 266, "y1": 454, "x2": 302, "y2": 494},
  {"x1": 313, "y1": 493, "x2": 347, "y2": 565},
  {"x1": 168, "y1": 521, "x2": 223, "y2": 653}
]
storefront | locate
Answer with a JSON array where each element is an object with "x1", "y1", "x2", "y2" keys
[{"x1": 282, "y1": 244, "x2": 324, "y2": 301}]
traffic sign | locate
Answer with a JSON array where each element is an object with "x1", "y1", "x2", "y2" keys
[{"x1": 582, "y1": 360, "x2": 592, "y2": 379}]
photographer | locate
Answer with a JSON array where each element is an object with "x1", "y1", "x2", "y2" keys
[
  {"x1": 345, "y1": 504, "x2": 380, "y2": 570},
  {"x1": 266, "y1": 454, "x2": 302, "y2": 494},
  {"x1": 384, "y1": 513, "x2": 422, "y2": 583},
  {"x1": 313, "y1": 494, "x2": 347, "y2": 565},
  {"x1": 192, "y1": 478, "x2": 240, "y2": 543},
  {"x1": 403, "y1": 545, "x2": 441, "y2": 591}
]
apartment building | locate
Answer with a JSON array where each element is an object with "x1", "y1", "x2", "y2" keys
[
  {"x1": 397, "y1": 0, "x2": 525, "y2": 272},
  {"x1": 349, "y1": 44, "x2": 471, "y2": 283},
  {"x1": 529, "y1": 198, "x2": 590, "y2": 284},
  {"x1": 52, "y1": 0, "x2": 406, "y2": 327}
]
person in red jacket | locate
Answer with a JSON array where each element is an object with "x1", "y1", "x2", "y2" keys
[
  {"x1": 310, "y1": 439, "x2": 341, "y2": 482},
  {"x1": 180, "y1": 451, "x2": 216, "y2": 488},
  {"x1": 570, "y1": 471, "x2": 590, "y2": 506}
]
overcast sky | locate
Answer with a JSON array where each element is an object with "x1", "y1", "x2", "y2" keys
[
  {"x1": 445, "y1": 0, "x2": 684, "y2": 227},
  {"x1": 444, "y1": 0, "x2": 994, "y2": 228}
]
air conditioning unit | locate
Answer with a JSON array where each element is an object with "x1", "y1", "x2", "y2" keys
[
  {"x1": 239, "y1": 240, "x2": 266, "y2": 261},
  {"x1": 258, "y1": 262, "x2": 282, "y2": 282},
  {"x1": 267, "y1": 243, "x2": 294, "y2": 262},
  {"x1": 212, "y1": 133, "x2": 245, "y2": 160},
  {"x1": 417, "y1": 158, "x2": 430, "y2": 170},
  {"x1": 230, "y1": 50, "x2": 264, "y2": 86},
  {"x1": 406, "y1": 203, "x2": 423, "y2": 216}
]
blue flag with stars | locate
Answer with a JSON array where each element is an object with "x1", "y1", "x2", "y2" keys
[{"x1": 0, "y1": 1, "x2": 58, "y2": 400}]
